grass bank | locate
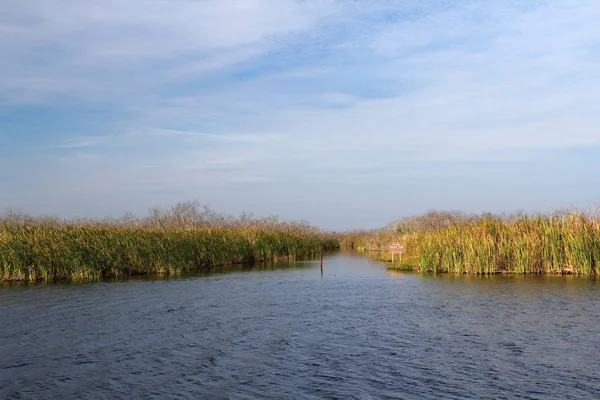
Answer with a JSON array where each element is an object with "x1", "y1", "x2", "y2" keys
[
  {"x1": 0, "y1": 202, "x2": 339, "y2": 281},
  {"x1": 341, "y1": 210, "x2": 600, "y2": 275}
]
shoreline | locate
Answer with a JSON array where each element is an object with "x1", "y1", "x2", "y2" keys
[
  {"x1": 340, "y1": 212, "x2": 600, "y2": 276},
  {"x1": 1, "y1": 224, "x2": 339, "y2": 282}
]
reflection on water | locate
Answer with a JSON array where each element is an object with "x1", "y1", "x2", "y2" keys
[
  {"x1": 0, "y1": 257, "x2": 323, "y2": 288},
  {"x1": 387, "y1": 269, "x2": 408, "y2": 277},
  {"x1": 1, "y1": 251, "x2": 599, "y2": 399}
]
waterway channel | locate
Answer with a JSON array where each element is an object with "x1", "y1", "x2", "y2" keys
[{"x1": 1, "y1": 251, "x2": 599, "y2": 399}]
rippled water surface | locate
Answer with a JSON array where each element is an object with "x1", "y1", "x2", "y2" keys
[{"x1": 1, "y1": 252, "x2": 599, "y2": 399}]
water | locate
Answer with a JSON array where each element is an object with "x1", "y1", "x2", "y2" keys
[{"x1": 1, "y1": 252, "x2": 599, "y2": 399}]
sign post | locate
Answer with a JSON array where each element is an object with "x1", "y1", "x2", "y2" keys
[{"x1": 387, "y1": 242, "x2": 405, "y2": 262}]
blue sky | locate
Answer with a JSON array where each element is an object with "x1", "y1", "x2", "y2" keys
[{"x1": 1, "y1": 0, "x2": 599, "y2": 230}]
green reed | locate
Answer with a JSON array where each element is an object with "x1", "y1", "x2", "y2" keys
[
  {"x1": 0, "y1": 224, "x2": 339, "y2": 281},
  {"x1": 342, "y1": 211, "x2": 600, "y2": 275},
  {"x1": 415, "y1": 213, "x2": 599, "y2": 275}
]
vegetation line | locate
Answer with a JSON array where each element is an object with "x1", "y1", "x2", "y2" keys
[
  {"x1": 0, "y1": 201, "x2": 339, "y2": 282},
  {"x1": 341, "y1": 210, "x2": 600, "y2": 275},
  {"x1": 4, "y1": 202, "x2": 599, "y2": 280}
]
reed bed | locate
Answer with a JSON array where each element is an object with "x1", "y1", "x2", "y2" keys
[
  {"x1": 342, "y1": 210, "x2": 600, "y2": 275},
  {"x1": 0, "y1": 202, "x2": 339, "y2": 281},
  {"x1": 417, "y1": 213, "x2": 600, "y2": 275}
]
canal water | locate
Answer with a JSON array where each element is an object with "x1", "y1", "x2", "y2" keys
[{"x1": 1, "y1": 252, "x2": 599, "y2": 399}]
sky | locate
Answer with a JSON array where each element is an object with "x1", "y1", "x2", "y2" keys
[{"x1": 1, "y1": 0, "x2": 599, "y2": 230}]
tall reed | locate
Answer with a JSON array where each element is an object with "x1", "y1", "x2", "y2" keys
[
  {"x1": 0, "y1": 202, "x2": 339, "y2": 281},
  {"x1": 343, "y1": 210, "x2": 600, "y2": 275},
  {"x1": 416, "y1": 213, "x2": 599, "y2": 275}
]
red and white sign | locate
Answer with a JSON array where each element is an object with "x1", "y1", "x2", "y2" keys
[{"x1": 387, "y1": 242, "x2": 405, "y2": 253}]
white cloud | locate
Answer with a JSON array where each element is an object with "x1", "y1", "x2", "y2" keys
[
  {"x1": 153, "y1": 129, "x2": 281, "y2": 144},
  {"x1": 0, "y1": 0, "x2": 341, "y2": 104},
  {"x1": 2, "y1": 0, "x2": 600, "y2": 227},
  {"x1": 58, "y1": 135, "x2": 114, "y2": 148}
]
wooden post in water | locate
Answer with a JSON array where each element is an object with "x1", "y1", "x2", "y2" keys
[{"x1": 320, "y1": 245, "x2": 324, "y2": 276}]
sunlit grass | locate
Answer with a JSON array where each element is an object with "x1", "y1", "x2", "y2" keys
[
  {"x1": 0, "y1": 202, "x2": 339, "y2": 282},
  {"x1": 341, "y1": 210, "x2": 600, "y2": 275}
]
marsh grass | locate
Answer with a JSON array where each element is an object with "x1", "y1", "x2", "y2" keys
[
  {"x1": 0, "y1": 202, "x2": 339, "y2": 282},
  {"x1": 416, "y1": 213, "x2": 600, "y2": 275},
  {"x1": 341, "y1": 210, "x2": 600, "y2": 275},
  {"x1": 387, "y1": 254, "x2": 420, "y2": 272}
]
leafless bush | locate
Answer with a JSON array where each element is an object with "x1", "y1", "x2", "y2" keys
[
  {"x1": 393, "y1": 210, "x2": 474, "y2": 234},
  {"x1": 0, "y1": 200, "x2": 331, "y2": 236}
]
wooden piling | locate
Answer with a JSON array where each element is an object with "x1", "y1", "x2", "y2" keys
[{"x1": 320, "y1": 246, "x2": 323, "y2": 276}]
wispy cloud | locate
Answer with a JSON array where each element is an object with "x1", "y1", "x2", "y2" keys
[
  {"x1": 153, "y1": 129, "x2": 281, "y2": 143},
  {"x1": 2, "y1": 0, "x2": 600, "y2": 229},
  {"x1": 58, "y1": 135, "x2": 114, "y2": 148},
  {"x1": 0, "y1": 0, "x2": 338, "y2": 103}
]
